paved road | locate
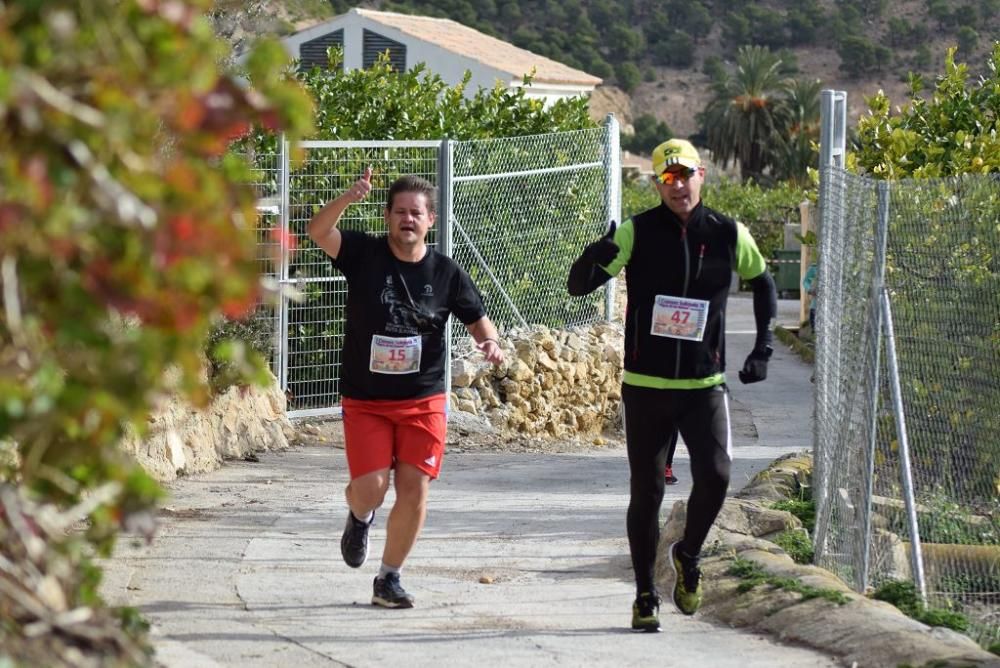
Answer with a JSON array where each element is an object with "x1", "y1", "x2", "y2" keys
[{"x1": 102, "y1": 297, "x2": 835, "y2": 667}]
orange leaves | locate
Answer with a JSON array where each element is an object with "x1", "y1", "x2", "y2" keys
[
  {"x1": 173, "y1": 93, "x2": 207, "y2": 132},
  {"x1": 168, "y1": 214, "x2": 196, "y2": 242},
  {"x1": 220, "y1": 282, "x2": 261, "y2": 320},
  {"x1": 164, "y1": 160, "x2": 199, "y2": 195}
]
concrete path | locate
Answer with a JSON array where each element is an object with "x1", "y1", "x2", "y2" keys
[{"x1": 102, "y1": 298, "x2": 836, "y2": 667}]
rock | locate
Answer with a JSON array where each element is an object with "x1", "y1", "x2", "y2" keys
[
  {"x1": 120, "y1": 374, "x2": 291, "y2": 482},
  {"x1": 451, "y1": 359, "x2": 478, "y2": 388},
  {"x1": 507, "y1": 359, "x2": 534, "y2": 382},
  {"x1": 536, "y1": 351, "x2": 558, "y2": 371},
  {"x1": 453, "y1": 387, "x2": 479, "y2": 402},
  {"x1": 442, "y1": 322, "x2": 624, "y2": 440},
  {"x1": 514, "y1": 340, "x2": 537, "y2": 368}
]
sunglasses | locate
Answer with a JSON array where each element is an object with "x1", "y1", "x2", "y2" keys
[{"x1": 654, "y1": 167, "x2": 698, "y2": 185}]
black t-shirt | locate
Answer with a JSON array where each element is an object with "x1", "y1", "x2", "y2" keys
[{"x1": 331, "y1": 229, "x2": 487, "y2": 400}]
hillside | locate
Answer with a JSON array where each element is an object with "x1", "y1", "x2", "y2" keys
[{"x1": 254, "y1": 0, "x2": 999, "y2": 140}]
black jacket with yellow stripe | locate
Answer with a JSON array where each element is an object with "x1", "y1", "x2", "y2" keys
[{"x1": 568, "y1": 202, "x2": 774, "y2": 388}]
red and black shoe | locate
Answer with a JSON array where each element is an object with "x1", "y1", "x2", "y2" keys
[{"x1": 664, "y1": 466, "x2": 678, "y2": 485}]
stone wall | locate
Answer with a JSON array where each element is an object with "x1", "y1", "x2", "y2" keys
[
  {"x1": 120, "y1": 376, "x2": 294, "y2": 482},
  {"x1": 449, "y1": 322, "x2": 624, "y2": 439}
]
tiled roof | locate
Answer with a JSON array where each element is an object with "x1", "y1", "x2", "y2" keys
[{"x1": 352, "y1": 9, "x2": 601, "y2": 86}]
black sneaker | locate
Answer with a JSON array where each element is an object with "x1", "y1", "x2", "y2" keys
[
  {"x1": 372, "y1": 573, "x2": 415, "y2": 609},
  {"x1": 340, "y1": 511, "x2": 373, "y2": 568},
  {"x1": 631, "y1": 591, "x2": 661, "y2": 632},
  {"x1": 664, "y1": 465, "x2": 678, "y2": 485}
]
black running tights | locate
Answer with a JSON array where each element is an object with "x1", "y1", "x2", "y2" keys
[{"x1": 621, "y1": 383, "x2": 732, "y2": 594}]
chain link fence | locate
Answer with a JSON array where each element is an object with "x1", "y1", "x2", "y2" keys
[
  {"x1": 814, "y1": 167, "x2": 1000, "y2": 647},
  {"x1": 450, "y1": 127, "x2": 617, "y2": 338},
  {"x1": 238, "y1": 123, "x2": 618, "y2": 417}
]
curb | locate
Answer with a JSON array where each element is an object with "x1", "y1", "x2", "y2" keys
[
  {"x1": 774, "y1": 325, "x2": 815, "y2": 364},
  {"x1": 655, "y1": 453, "x2": 998, "y2": 668}
]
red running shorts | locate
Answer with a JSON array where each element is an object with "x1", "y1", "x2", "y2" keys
[{"x1": 341, "y1": 393, "x2": 447, "y2": 480}]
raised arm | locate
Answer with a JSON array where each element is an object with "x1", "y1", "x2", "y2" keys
[{"x1": 307, "y1": 166, "x2": 372, "y2": 259}]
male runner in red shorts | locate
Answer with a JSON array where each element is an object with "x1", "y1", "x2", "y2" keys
[{"x1": 308, "y1": 168, "x2": 504, "y2": 609}]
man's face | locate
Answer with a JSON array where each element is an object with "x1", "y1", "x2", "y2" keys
[
  {"x1": 385, "y1": 191, "x2": 435, "y2": 245},
  {"x1": 654, "y1": 165, "x2": 704, "y2": 221}
]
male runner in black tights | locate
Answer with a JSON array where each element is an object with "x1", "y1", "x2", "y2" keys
[{"x1": 568, "y1": 138, "x2": 776, "y2": 632}]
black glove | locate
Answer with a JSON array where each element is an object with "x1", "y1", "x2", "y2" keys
[
  {"x1": 583, "y1": 221, "x2": 618, "y2": 266},
  {"x1": 738, "y1": 345, "x2": 772, "y2": 384}
]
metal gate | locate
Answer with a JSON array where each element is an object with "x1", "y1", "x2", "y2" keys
[{"x1": 256, "y1": 119, "x2": 620, "y2": 419}]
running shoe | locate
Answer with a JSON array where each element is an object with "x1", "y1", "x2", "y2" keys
[
  {"x1": 631, "y1": 591, "x2": 661, "y2": 632},
  {"x1": 340, "y1": 510, "x2": 373, "y2": 568},
  {"x1": 669, "y1": 541, "x2": 702, "y2": 615},
  {"x1": 372, "y1": 573, "x2": 415, "y2": 609},
  {"x1": 664, "y1": 465, "x2": 678, "y2": 485}
]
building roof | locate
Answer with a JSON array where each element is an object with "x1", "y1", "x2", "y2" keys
[{"x1": 312, "y1": 8, "x2": 602, "y2": 87}]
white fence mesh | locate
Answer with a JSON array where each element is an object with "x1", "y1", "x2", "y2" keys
[{"x1": 814, "y1": 167, "x2": 1000, "y2": 647}]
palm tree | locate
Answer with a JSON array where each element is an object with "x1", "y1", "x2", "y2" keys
[
  {"x1": 772, "y1": 78, "x2": 823, "y2": 184},
  {"x1": 699, "y1": 45, "x2": 788, "y2": 182}
]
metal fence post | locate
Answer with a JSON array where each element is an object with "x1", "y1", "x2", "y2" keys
[
  {"x1": 813, "y1": 90, "x2": 847, "y2": 561},
  {"x1": 881, "y1": 288, "x2": 928, "y2": 604},
  {"x1": 277, "y1": 133, "x2": 290, "y2": 393},
  {"x1": 603, "y1": 113, "x2": 621, "y2": 322},
  {"x1": 859, "y1": 181, "x2": 890, "y2": 592},
  {"x1": 439, "y1": 138, "x2": 455, "y2": 406}
]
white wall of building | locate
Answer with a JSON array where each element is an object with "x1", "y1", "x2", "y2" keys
[{"x1": 282, "y1": 12, "x2": 592, "y2": 107}]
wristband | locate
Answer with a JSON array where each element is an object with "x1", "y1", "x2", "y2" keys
[{"x1": 483, "y1": 337, "x2": 500, "y2": 346}]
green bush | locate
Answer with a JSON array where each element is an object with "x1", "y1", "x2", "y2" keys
[
  {"x1": 855, "y1": 43, "x2": 1000, "y2": 177},
  {"x1": 872, "y1": 580, "x2": 970, "y2": 632},
  {"x1": 853, "y1": 44, "x2": 1000, "y2": 507}
]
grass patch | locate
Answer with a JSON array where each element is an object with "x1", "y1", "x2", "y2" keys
[
  {"x1": 771, "y1": 497, "x2": 816, "y2": 533},
  {"x1": 772, "y1": 530, "x2": 815, "y2": 564},
  {"x1": 727, "y1": 557, "x2": 850, "y2": 604},
  {"x1": 871, "y1": 580, "x2": 970, "y2": 633},
  {"x1": 774, "y1": 325, "x2": 814, "y2": 363}
]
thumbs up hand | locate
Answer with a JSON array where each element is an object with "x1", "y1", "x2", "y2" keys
[
  {"x1": 345, "y1": 166, "x2": 373, "y2": 203},
  {"x1": 584, "y1": 221, "x2": 619, "y2": 266}
]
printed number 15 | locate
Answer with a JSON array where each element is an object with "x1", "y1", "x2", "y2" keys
[{"x1": 390, "y1": 350, "x2": 407, "y2": 361}]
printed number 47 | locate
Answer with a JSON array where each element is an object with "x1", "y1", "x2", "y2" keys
[{"x1": 671, "y1": 311, "x2": 690, "y2": 324}]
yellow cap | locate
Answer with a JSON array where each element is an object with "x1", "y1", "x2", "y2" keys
[{"x1": 651, "y1": 139, "x2": 701, "y2": 173}]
